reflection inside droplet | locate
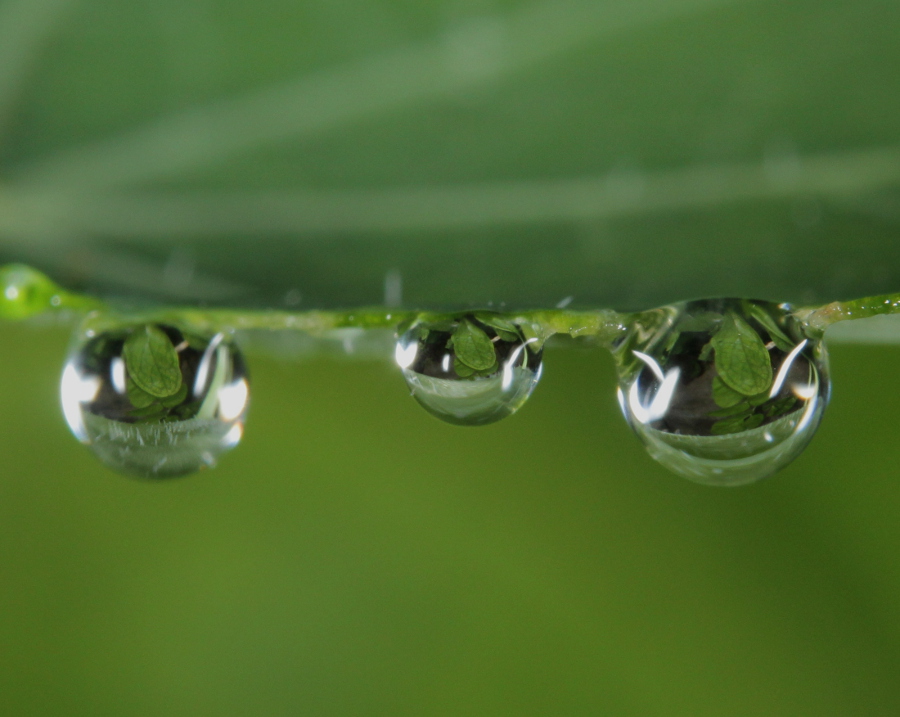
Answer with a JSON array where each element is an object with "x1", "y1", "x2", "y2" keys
[
  {"x1": 396, "y1": 313, "x2": 543, "y2": 426},
  {"x1": 61, "y1": 322, "x2": 250, "y2": 478},
  {"x1": 614, "y1": 299, "x2": 830, "y2": 486}
]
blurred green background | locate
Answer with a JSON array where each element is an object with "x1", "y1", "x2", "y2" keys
[
  {"x1": 3, "y1": 327, "x2": 900, "y2": 715},
  {"x1": 1, "y1": 0, "x2": 899, "y2": 309},
  {"x1": 1, "y1": 0, "x2": 900, "y2": 714}
]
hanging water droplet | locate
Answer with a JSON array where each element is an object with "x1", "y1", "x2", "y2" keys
[
  {"x1": 396, "y1": 312, "x2": 543, "y2": 426},
  {"x1": 614, "y1": 299, "x2": 829, "y2": 486},
  {"x1": 61, "y1": 321, "x2": 250, "y2": 478}
]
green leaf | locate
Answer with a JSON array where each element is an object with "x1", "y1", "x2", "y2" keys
[
  {"x1": 160, "y1": 382, "x2": 189, "y2": 408},
  {"x1": 744, "y1": 413, "x2": 765, "y2": 430},
  {"x1": 3, "y1": 1, "x2": 900, "y2": 314},
  {"x1": 480, "y1": 360, "x2": 500, "y2": 377},
  {"x1": 678, "y1": 312, "x2": 724, "y2": 333},
  {"x1": 745, "y1": 302, "x2": 796, "y2": 352},
  {"x1": 474, "y1": 313, "x2": 521, "y2": 338},
  {"x1": 451, "y1": 319, "x2": 496, "y2": 371},
  {"x1": 763, "y1": 395, "x2": 799, "y2": 418},
  {"x1": 708, "y1": 402, "x2": 751, "y2": 419},
  {"x1": 174, "y1": 401, "x2": 203, "y2": 420},
  {"x1": 710, "y1": 415, "x2": 748, "y2": 436},
  {"x1": 126, "y1": 377, "x2": 156, "y2": 409},
  {"x1": 662, "y1": 328, "x2": 682, "y2": 356},
  {"x1": 711, "y1": 376, "x2": 745, "y2": 408},
  {"x1": 710, "y1": 411, "x2": 765, "y2": 436},
  {"x1": 711, "y1": 313, "x2": 773, "y2": 397},
  {"x1": 748, "y1": 391, "x2": 771, "y2": 407},
  {"x1": 128, "y1": 404, "x2": 169, "y2": 421},
  {"x1": 454, "y1": 356, "x2": 500, "y2": 379},
  {"x1": 453, "y1": 358, "x2": 475, "y2": 378},
  {"x1": 123, "y1": 325, "x2": 183, "y2": 399},
  {"x1": 519, "y1": 323, "x2": 547, "y2": 353},
  {"x1": 422, "y1": 319, "x2": 457, "y2": 343},
  {"x1": 428, "y1": 320, "x2": 458, "y2": 334}
]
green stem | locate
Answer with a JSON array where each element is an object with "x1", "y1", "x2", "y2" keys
[
  {"x1": 510, "y1": 309, "x2": 630, "y2": 346},
  {"x1": 127, "y1": 306, "x2": 629, "y2": 348},
  {"x1": 0, "y1": 263, "x2": 104, "y2": 319},
  {"x1": 8, "y1": 263, "x2": 900, "y2": 346},
  {"x1": 152, "y1": 307, "x2": 419, "y2": 334},
  {"x1": 797, "y1": 293, "x2": 900, "y2": 334}
]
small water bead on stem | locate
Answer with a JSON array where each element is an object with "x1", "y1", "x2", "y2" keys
[
  {"x1": 395, "y1": 312, "x2": 543, "y2": 426},
  {"x1": 61, "y1": 320, "x2": 250, "y2": 478},
  {"x1": 0, "y1": 264, "x2": 102, "y2": 319},
  {"x1": 614, "y1": 299, "x2": 830, "y2": 486}
]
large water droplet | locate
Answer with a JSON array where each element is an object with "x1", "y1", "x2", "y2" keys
[
  {"x1": 396, "y1": 313, "x2": 543, "y2": 425},
  {"x1": 614, "y1": 299, "x2": 829, "y2": 486},
  {"x1": 61, "y1": 322, "x2": 250, "y2": 478}
]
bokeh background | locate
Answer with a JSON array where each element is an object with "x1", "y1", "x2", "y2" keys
[{"x1": 1, "y1": 0, "x2": 900, "y2": 714}]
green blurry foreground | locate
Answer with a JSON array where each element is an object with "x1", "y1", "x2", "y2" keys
[{"x1": 1, "y1": 322, "x2": 900, "y2": 715}]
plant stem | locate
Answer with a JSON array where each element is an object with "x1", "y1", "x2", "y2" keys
[
  {"x1": 133, "y1": 306, "x2": 630, "y2": 348},
  {"x1": 797, "y1": 294, "x2": 900, "y2": 334},
  {"x1": 7, "y1": 263, "x2": 900, "y2": 346}
]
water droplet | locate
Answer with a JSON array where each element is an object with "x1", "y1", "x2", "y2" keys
[
  {"x1": 0, "y1": 264, "x2": 63, "y2": 318},
  {"x1": 61, "y1": 322, "x2": 250, "y2": 478},
  {"x1": 614, "y1": 299, "x2": 829, "y2": 486},
  {"x1": 396, "y1": 313, "x2": 543, "y2": 426}
]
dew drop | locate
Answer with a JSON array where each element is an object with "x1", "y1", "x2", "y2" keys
[
  {"x1": 396, "y1": 313, "x2": 543, "y2": 426},
  {"x1": 61, "y1": 322, "x2": 250, "y2": 478},
  {"x1": 0, "y1": 264, "x2": 63, "y2": 318},
  {"x1": 614, "y1": 299, "x2": 830, "y2": 486}
]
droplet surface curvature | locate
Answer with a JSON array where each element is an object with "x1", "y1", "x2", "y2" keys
[
  {"x1": 61, "y1": 322, "x2": 250, "y2": 478},
  {"x1": 614, "y1": 299, "x2": 829, "y2": 486},
  {"x1": 396, "y1": 313, "x2": 543, "y2": 426}
]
